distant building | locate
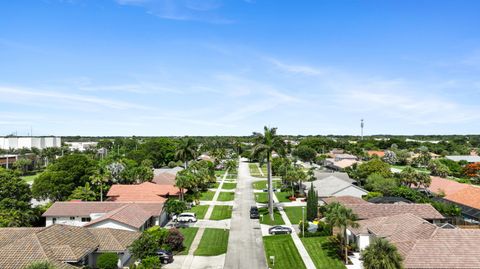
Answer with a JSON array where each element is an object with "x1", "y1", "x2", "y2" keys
[
  {"x1": 0, "y1": 136, "x2": 61, "y2": 150},
  {"x1": 445, "y1": 155, "x2": 480, "y2": 163},
  {"x1": 0, "y1": 154, "x2": 18, "y2": 168},
  {"x1": 65, "y1": 141, "x2": 98, "y2": 152}
]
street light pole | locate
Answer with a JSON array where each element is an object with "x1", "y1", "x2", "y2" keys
[{"x1": 302, "y1": 206, "x2": 305, "y2": 237}]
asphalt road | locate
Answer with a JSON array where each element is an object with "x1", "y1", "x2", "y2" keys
[{"x1": 224, "y1": 159, "x2": 268, "y2": 269}]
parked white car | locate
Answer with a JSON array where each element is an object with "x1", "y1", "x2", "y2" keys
[{"x1": 177, "y1": 212, "x2": 197, "y2": 222}]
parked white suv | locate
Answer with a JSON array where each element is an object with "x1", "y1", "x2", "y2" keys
[{"x1": 177, "y1": 213, "x2": 197, "y2": 223}]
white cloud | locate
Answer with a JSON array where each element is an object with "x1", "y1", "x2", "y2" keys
[
  {"x1": 0, "y1": 86, "x2": 152, "y2": 110},
  {"x1": 267, "y1": 58, "x2": 327, "y2": 76},
  {"x1": 114, "y1": 0, "x2": 233, "y2": 23}
]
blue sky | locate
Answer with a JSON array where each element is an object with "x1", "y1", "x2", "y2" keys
[{"x1": 1, "y1": 0, "x2": 480, "y2": 136}]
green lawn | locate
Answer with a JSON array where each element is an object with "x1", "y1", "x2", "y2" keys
[
  {"x1": 301, "y1": 236, "x2": 346, "y2": 269},
  {"x1": 255, "y1": 192, "x2": 269, "y2": 204},
  {"x1": 391, "y1": 165, "x2": 431, "y2": 174},
  {"x1": 194, "y1": 228, "x2": 230, "y2": 256},
  {"x1": 210, "y1": 205, "x2": 233, "y2": 220},
  {"x1": 177, "y1": 227, "x2": 199, "y2": 255},
  {"x1": 21, "y1": 174, "x2": 39, "y2": 183},
  {"x1": 199, "y1": 191, "x2": 216, "y2": 201},
  {"x1": 283, "y1": 207, "x2": 304, "y2": 225},
  {"x1": 275, "y1": 191, "x2": 294, "y2": 203},
  {"x1": 215, "y1": 170, "x2": 227, "y2": 177},
  {"x1": 252, "y1": 180, "x2": 281, "y2": 190},
  {"x1": 263, "y1": 235, "x2": 306, "y2": 269},
  {"x1": 259, "y1": 207, "x2": 285, "y2": 225},
  {"x1": 226, "y1": 173, "x2": 237, "y2": 180},
  {"x1": 222, "y1": 182, "x2": 237, "y2": 190},
  {"x1": 217, "y1": 192, "x2": 235, "y2": 201},
  {"x1": 185, "y1": 205, "x2": 209, "y2": 219},
  {"x1": 249, "y1": 163, "x2": 265, "y2": 177},
  {"x1": 210, "y1": 182, "x2": 220, "y2": 189}
]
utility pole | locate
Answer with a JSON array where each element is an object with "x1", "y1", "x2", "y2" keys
[{"x1": 361, "y1": 119, "x2": 364, "y2": 140}]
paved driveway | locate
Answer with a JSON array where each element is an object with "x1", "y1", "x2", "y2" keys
[{"x1": 224, "y1": 159, "x2": 267, "y2": 269}]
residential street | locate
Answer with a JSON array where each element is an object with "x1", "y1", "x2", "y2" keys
[{"x1": 224, "y1": 158, "x2": 267, "y2": 269}]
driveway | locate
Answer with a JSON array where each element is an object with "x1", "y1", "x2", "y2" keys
[{"x1": 223, "y1": 158, "x2": 267, "y2": 269}]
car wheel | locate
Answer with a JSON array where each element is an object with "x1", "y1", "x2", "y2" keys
[{"x1": 188, "y1": 219, "x2": 192, "y2": 223}]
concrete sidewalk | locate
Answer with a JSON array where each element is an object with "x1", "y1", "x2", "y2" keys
[{"x1": 273, "y1": 192, "x2": 316, "y2": 269}]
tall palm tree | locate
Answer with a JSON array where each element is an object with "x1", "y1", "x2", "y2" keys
[
  {"x1": 325, "y1": 202, "x2": 359, "y2": 264},
  {"x1": 362, "y1": 238, "x2": 404, "y2": 269},
  {"x1": 90, "y1": 169, "x2": 109, "y2": 202},
  {"x1": 175, "y1": 170, "x2": 192, "y2": 201},
  {"x1": 251, "y1": 126, "x2": 286, "y2": 220},
  {"x1": 175, "y1": 138, "x2": 197, "y2": 169}
]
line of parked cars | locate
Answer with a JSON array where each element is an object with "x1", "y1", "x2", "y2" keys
[{"x1": 250, "y1": 206, "x2": 293, "y2": 235}]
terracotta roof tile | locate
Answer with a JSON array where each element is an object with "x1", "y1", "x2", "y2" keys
[
  {"x1": 0, "y1": 225, "x2": 139, "y2": 269},
  {"x1": 345, "y1": 203, "x2": 444, "y2": 220},
  {"x1": 84, "y1": 203, "x2": 152, "y2": 229},
  {"x1": 322, "y1": 196, "x2": 369, "y2": 205},
  {"x1": 43, "y1": 201, "x2": 164, "y2": 218},
  {"x1": 107, "y1": 182, "x2": 180, "y2": 202},
  {"x1": 429, "y1": 176, "x2": 480, "y2": 210}
]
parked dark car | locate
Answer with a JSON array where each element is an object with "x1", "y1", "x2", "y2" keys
[
  {"x1": 156, "y1": 250, "x2": 174, "y2": 264},
  {"x1": 268, "y1": 226, "x2": 292, "y2": 235},
  {"x1": 250, "y1": 206, "x2": 259, "y2": 219}
]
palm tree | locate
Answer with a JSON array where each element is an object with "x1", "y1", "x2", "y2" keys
[
  {"x1": 90, "y1": 170, "x2": 109, "y2": 202},
  {"x1": 175, "y1": 138, "x2": 197, "y2": 169},
  {"x1": 251, "y1": 126, "x2": 286, "y2": 220},
  {"x1": 325, "y1": 202, "x2": 359, "y2": 264},
  {"x1": 175, "y1": 170, "x2": 192, "y2": 201},
  {"x1": 362, "y1": 238, "x2": 404, "y2": 269}
]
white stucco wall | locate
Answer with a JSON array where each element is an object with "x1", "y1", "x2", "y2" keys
[
  {"x1": 358, "y1": 235, "x2": 371, "y2": 251},
  {"x1": 45, "y1": 216, "x2": 89, "y2": 227},
  {"x1": 86, "y1": 219, "x2": 138, "y2": 232}
]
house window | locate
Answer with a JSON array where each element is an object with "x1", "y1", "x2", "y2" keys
[
  {"x1": 52, "y1": 218, "x2": 56, "y2": 224},
  {"x1": 70, "y1": 217, "x2": 75, "y2": 220},
  {"x1": 81, "y1": 217, "x2": 91, "y2": 222}
]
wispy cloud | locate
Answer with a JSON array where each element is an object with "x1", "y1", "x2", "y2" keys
[
  {"x1": 0, "y1": 86, "x2": 152, "y2": 110},
  {"x1": 114, "y1": 0, "x2": 233, "y2": 23},
  {"x1": 267, "y1": 58, "x2": 327, "y2": 76}
]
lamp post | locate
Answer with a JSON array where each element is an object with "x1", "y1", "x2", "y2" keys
[{"x1": 302, "y1": 206, "x2": 305, "y2": 237}]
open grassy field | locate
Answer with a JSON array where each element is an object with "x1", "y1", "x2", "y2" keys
[
  {"x1": 177, "y1": 227, "x2": 199, "y2": 255},
  {"x1": 217, "y1": 192, "x2": 235, "y2": 201},
  {"x1": 263, "y1": 235, "x2": 306, "y2": 269},
  {"x1": 210, "y1": 205, "x2": 233, "y2": 220},
  {"x1": 199, "y1": 191, "x2": 216, "y2": 201},
  {"x1": 258, "y1": 207, "x2": 285, "y2": 225},
  {"x1": 222, "y1": 182, "x2": 237, "y2": 190},
  {"x1": 194, "y1": 228, "x2": 230, "y2": 256},
  {"x1": 283, "y1": 206, "x2": 304, "y2": 225},
  {"x1": 301, "y1": 236, "x2": 346, "y2": 269},
  {"x1": 185, "y1": 205, "x2": 209, "y2": 219},
  {"x1": 391, "y1": 165, "x2": 431, "y2": 174}
]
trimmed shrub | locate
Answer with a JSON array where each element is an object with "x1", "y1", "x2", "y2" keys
[
  {"x1": 138, "y1": 256, "x2": 161, "y2": 269},
  {"x1": 97, "y1": 253, "x2": 118, "y2": 269},
  {"x1": 165, "y1": 228, "x2": 185, "y2": 251}
]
